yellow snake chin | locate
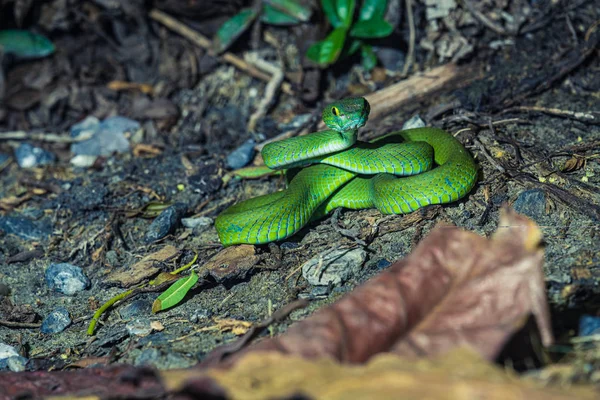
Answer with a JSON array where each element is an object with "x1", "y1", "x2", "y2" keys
[{"x1": 215, "y1": 97, "x2": 478, "y2": 246}]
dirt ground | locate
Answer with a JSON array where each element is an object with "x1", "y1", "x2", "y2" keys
[{"x1": 0, "y1": 0, "x2": 599, "y2": 389}]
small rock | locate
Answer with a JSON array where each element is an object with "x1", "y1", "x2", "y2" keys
[
  {"x1": 278, "y1": 113, "x2": 312, "y2": 131},
  {"x1": 144, "y1": 202, "x2": 187, "y2": 243},
  {"x1": 126, "y1": 318, "x2": 154, "y2": 337},
  {"x1": 120, "y1": 299, "x2": 152, "y2": 319},
  {"x1": 189, "y1": 309, "x2": 212, "y2": 323},
  {"x1": 402, "y1": 115, "x2": 426, "y2": 130},
  {"x1": 70, "y1": 154, "x2": 98, "y2": 168},
  {"x1": 181, "y1": 216, "x2": 213, "y2": 230},
  {"x1": 0, "y1": 343, "x2": 20, "y2": 361},
  {"x1": 226, "y1": 139, "x2": 255, "y2": 169},
  {"x1": 0, "y1": 215, "x2": 52, "y2": 241},
  {"x1": 6, "y1": 356, "x2": 28, "y2": 372},
  {"x1": 71, "y1": 115, "x2": 137, "y2": 156},
  {"x1": 45, "y1": 263, "x2": 90, "y2": 295},
  {"x1": 376, "y1": 259, "x2": 391, "y2": 270},
  {"x1": 302, "y1": 248, "x2": 367, "y2": 286},
  {"x1": 41, "y1": 307, "x2": 71, "y2": 334},
  {"x1": 14, "y1": 143, "x2": 56, "y2": 168},
  {"x1": 579, "y1": 315, "x2": 600, "y2": 336},
  {"x1": 280, "y1": 242, "x2": 300, "y2": 250},
  {"x1": 513, "y1": 189, "x2": 546, "y2": 221}
]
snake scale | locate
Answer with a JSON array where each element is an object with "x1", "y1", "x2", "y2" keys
[{"x1": 216, "y1": 97, "x2": 477, "y2": 246}]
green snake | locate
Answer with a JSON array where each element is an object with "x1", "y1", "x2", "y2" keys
[{"x1": 216, "y1": 97, "x2": 477, "y2": 246}]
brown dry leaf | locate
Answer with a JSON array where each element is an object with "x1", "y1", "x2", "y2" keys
[
  {"x1": 215, "y1": 318, "x2": 253, "y2": 336},
  {"x1": 105, "y1": 245, "x2": 179, "y2": 287},
  {"x1": 107, "y1": 80, "x2": 155, "y2": 95},
  {"x1": 132, "y1": 143, "x2": 163, "y2": 158},
  {"x1": 64, "y1": 356, "x2": 111, "y2": 369},
  {"x1": 199, "y1": 245, "x2": 260, "y2": 282},
  {"x1": 0, "y1": 193, "x2": 34, "y2": 210},
  {"x1": 562, "y1": 156, "x2": 585, "y2": 173},
  {"x1": 201, "y1": 207, "x2": 552, "y2": 368},
  {"x1": 151, "y1": 321, "x2": 165, "y2": 332},
  {"x1": 162, "y1": 351, "x2": 597, "y2": 400}
]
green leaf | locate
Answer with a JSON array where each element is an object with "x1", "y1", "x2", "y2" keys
[
  {"x1": 360, "y1": 44, "x2": 377, "y2": 71},
  {"x1": 306, "y1": 27, "x2": 347, "y2": 66},
  {"x1": 152, "y1": 271, "x2": 199, "y2": 313},
  {"x1": 349, "y1": 18, "x2": 393, "y2": 38},
  {"x1": 265, "y1": 0, "x2": 312, "y2": 22},
  {"x1": 336, "y1": 0, "x2": 356, "y2": 27},
  {"x1": 0, "y1": 29, "x2": 55, "y2": 59},
  {"x1": 320, "y1": 0, "x2": 342, "y2": 28},
  {"x1": 345, "y1": 38, "x2": 362, "y2": 57},
  {"x1": 358, "y1": 0, "x2": 387, "y2": 21},
  {"x1": 320, "y1": 0, "x2": 355, "y2": 28},
  {"x1": 213, "y1": 8, "x2": 258, "y2": 54},
  {"x1": 261, "y1": 4, "x2": 302, "y2": 25}
]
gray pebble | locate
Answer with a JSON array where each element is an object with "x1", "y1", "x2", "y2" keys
[
  {"x1": 302, "y1": 248, "x2": 367, "y2": 286},
  {"x1": 226, "y1": 139, "x2": 256, "y2": 169},
  {"x1": 126, "y1": 318, "x2": 153, "y2": 337},
  {"x1": 189, "y1": 309, "x2": 212, "y2": 323},
  {"x1": 144, "y1": 202, "x2": 187, "y2": 243},
  {"x1": 14, "y1": 143, "x2": 56, "y2": 168},
  {"x1": 0, "y1": 215, "x2": 52, "y2": 241},
  {"x1": 45, "y1": 263, "x2": 90, "y2": 295},
  {"x1": 0, "y1": 343, "x2": 19, "y2": 361},
  {"x1": 513, "y1": 189, "x2": 546, "y2": 222},
  {"x1": 120, "y1": 299, "x2": 152, "y2": 319},
  {"x1": 41, "y1": 307, "x2": 71, "y2": 334},
  {"x1": 6, "y1": 356, "x2": 28, "y2": 372},
  {"x1": 181, "y1": 216, "x2": 213, "y2": 230},
  {"x1": 71, "y1": 115, "x2": 137, "y2": 156},
  {"x1": 402, "y1": 115, "x2": 426, "y2": 130}
]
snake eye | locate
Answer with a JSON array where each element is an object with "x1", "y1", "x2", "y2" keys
[{"x1": 331, "y1": 106, "x2": 340, "y2": 117}]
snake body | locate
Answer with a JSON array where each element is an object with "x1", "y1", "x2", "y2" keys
[{"x1": 216, "y1": 97, "x2": 477, "y2": 246}]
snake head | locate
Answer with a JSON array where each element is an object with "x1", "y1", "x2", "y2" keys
[{"x1": 322, "y1": 97, "x2": 370, "y2": 132}]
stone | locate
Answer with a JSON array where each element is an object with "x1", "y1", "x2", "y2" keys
[
  {"x1": 144, "y1": 202, "x2": 187, "y2": 243},
  {"x1": 14, "y1": 143, "x2": 55, "y2": 168},
  {"x1": 0, "y1": 215, "x2": 52, "y2": 241},
  {"x1": 226, "y1": 139, "x2": 256, "y2": 169},
  {"x1": 513, "y1": 189, "x2": 546, "y2": 221},
  {"x1": 302, "y1": 248, "x2": 367, "y2": 286},
  {"x1": 71, "y1": 115, "x2": 138, "y2": 156},
  {"x1": 45, "y1": 263, "x2": 90, "y2": 295},
  {"x1": 40, "y1": 307, "x2": 71, "y2": 334}
]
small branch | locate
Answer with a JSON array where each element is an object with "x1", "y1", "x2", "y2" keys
[
  {"x1": 401, "y1": 0, "x2": 416, "y2": 77},
  {"x1": 149, "y1": 9, "x2": 292, "y2": 94},
  {"x1": 502, "y1": 106, "x2": 600, "y2": 125},
  {"x1": 0, "y1": 131, "x2": 93, "y2": 143},
  {"x1": 246, "y1": 55, "x2": 285, "y2": 133},
  {"x1": 463, "y1": 0, "x2": 511, "y2": 36},
  {"x1": 0, "y1": 320, "x2": 41, "y2": 329},
  {"x1": 473, "y1": 138, "x2": 506, "y2": 174}
]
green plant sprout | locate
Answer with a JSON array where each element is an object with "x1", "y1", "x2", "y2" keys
[
  {"x1": 306, "y1": 0, "x2": 393, "y2": 71},
  {"x1": 87, "y1": 252, "x2": 198, "y2": 335},
  {"x1": 213, "y1": 0, "x2": 312, "y2": 53}
]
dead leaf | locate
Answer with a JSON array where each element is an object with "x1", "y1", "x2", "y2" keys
[
  {"x1": 214, "y1": 318, "x2": 253, "y2": 336},
  {"x1": 105, "y1": 245, "x2": 180, "y2": 287},
  {"x1": 200, "y1": 245, "x2": 260, "y2": 282},
  {"x1": 132, "y1": 143, "x2": 163, "y2": 158},
  {"x1": 162, "y1": 351, "x2": 597, "y2": 400},
  {"x1": 151, "y1": 321, "x2": 165, "y2": 332},
  {"x1": 200, "y1": 207, "x2": 552, "y2": 368},
  {"x1": 562, "y1": 156, "x2": 585, "y2": 173},
  {"x1": 107, "y1": 80, "x2": 154, "y2": 95}
]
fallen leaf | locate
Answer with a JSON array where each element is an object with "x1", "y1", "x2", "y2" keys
[
  {"x1": 105, "y1": 245, "x2": 179, "y2": 287},
  {"x1": 107, "y1": 80, "x2": 154, "y2": 95},
  {"x1": 200, "y1": 245, "x2": 260, "y2": 282},
  {"x1": 162, "y1": 351, "x2": 597, "y2": 400},
  {"x1": 562, "y1": 156, "x2": 585, "y2": 173},
  {"x1": 151, "y1": 321, "x2": 165, "y2": 331},
  {"x1": 200, "y1": 207, "x2": 552, "y2": 368},
  {"x1": 152, "y1": 271, "x2": 199, "y2": 313}
]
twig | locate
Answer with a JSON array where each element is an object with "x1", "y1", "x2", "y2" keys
[
  {"x1": 0, "y1": 131, "x2": 93, "y2": 143},
  {"x1": 149, "y1": 9, "x2": 292, "y2": 94},
  {"x1": 463, "y1": 0, "x2": 511, "y2": 36},
  {"x1": 473, "y1": 138, "x2": 506, "y2": 173},
  {"x1": 246, "y1": 55, "x2": 285, "y2": 133},
  {"x1": 401, "y1": 0, "x2": 416, "y2": 77},
  {"x1": 0, "y1": 320, "x2": 41, "y2": 329},
  {"x1": 501, "y1": 106, "x2": 600, "y2": 125}
]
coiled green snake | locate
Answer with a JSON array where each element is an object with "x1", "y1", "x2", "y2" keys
[{"x1": 216, "y1": 97, "x2": 477, "y2": 246}]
